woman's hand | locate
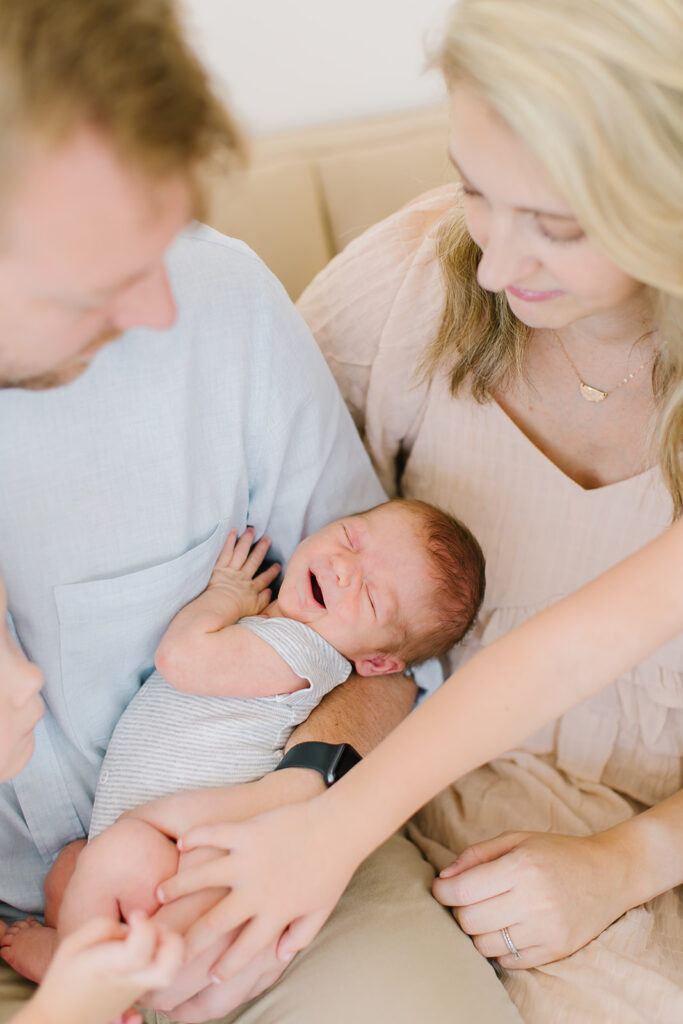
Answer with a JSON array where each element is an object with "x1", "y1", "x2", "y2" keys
[{"x1": 432, "y1": 830, "x2": 632, "y2": 969}]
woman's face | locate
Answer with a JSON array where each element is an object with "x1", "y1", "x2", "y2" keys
[{"x1": 448, "y1": 84, "x2": 644, "y2": 329}]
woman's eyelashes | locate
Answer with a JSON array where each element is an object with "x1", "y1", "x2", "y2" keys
[
  {"x1": 461, "y1": 183, "x2": 585, "y2": 245},
  {"x1": 535, "y1": 219, "x2": 585, "y2": 245}
]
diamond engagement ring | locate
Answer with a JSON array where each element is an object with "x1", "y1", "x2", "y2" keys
[{"x1": 501, "y1": 926, "x2": 521, "y2": 960}]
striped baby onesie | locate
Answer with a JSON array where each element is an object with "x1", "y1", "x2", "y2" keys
[{"x1": 89, "y1": 616, "x2": 351, "y2": 837}]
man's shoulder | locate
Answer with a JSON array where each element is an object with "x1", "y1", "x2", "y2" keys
[{"x1": 168, "y1": 223, "x2": 276, "y2": 297}]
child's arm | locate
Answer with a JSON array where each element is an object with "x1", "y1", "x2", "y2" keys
[
  {"x1": 155, "y1": 529, "x2": 305, "y2": 698},
  {"x1": 156, "y1": 514, "x2": 683, "y2": 976},
  {"x1": 13, "y1": 913, "x2": 182, "y2": 1024}
]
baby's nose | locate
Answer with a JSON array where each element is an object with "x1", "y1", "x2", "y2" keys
[{"x1": 332, "y1": 553, "x2": 355, "y2": 589}]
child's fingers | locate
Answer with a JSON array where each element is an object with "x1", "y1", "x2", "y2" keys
[
  {"x1": 57, "y1": 916, "x2": 129, "y2": 957},
  {"x1": 255, "y1": 589, "x2": 272, "y2": 614},
  {"x1": 137, "y1": 927, "x2": 184, "y2": 989},
  {"x1": 115, "y1": 911, "x2": 159, "y2": 970},
  {"x1": 110, "y1": 1012, "x2": 142, "y2": 1024}
]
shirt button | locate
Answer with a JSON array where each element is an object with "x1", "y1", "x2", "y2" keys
[{"x1": 100, "y1": 770, "x2": 109, "y2": 782}]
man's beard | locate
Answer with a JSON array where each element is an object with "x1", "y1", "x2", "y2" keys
[{"x1": 0, "y1": 329, "x2": 121, "y2": 390}]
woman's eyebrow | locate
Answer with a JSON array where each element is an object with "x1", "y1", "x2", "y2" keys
[{"x1": 447, "y1": 149, "x2": 579, "y2": 221}]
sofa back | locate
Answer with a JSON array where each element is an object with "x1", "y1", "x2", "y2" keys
[{"x1": 205, "y1": 105, "x2": 454, "y2": 298}]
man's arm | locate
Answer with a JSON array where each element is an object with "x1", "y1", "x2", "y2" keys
[{"x1": 284, "y1": 670, "x2": 417, "y2": 755}]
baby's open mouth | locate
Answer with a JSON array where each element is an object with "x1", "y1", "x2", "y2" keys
[{"x1": 309, "y1": 571, "x2": 326, "y2": 608}]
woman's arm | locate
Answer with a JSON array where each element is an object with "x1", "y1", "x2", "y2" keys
[{"x1": 157, "y1": 514, "x2": 683, "y2": 977}]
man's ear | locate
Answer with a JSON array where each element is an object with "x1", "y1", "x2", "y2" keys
[{"x1": 353, "y1": 653, "x2": 406, "y2": 677}]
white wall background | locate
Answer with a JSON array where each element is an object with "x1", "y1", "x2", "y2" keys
[{"x1": 182, "y1": 0, "x2": 453, "y2": 134}]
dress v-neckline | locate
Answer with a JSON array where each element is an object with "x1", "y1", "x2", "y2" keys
[{"x1": 490, "y1": 398, "x2": 658, "y2": 495}]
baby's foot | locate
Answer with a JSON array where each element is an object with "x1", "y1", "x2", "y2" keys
[{"x1": 0, "y1": 918, "x2": 57, "y2": 983}]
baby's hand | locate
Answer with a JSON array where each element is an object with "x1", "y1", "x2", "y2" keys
[
  {"x1": 25, "y1": 912, "x2": 183, "y2": 1024},
  {"x1": 207, "y1": 529, "x2": 281, "y2": 620}
]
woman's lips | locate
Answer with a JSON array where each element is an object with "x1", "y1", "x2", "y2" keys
[{"x1": 507, "y1": 286, "x2": 565, "y2": 303}]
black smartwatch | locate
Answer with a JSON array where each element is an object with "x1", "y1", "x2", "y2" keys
[{"x1": 274, "y1": 742, "x2": 362, "y2": 786}]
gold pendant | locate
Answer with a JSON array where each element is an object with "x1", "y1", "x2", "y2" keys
[{"x1": 579, "y1": 382, "x2": 608, "y2": 402}]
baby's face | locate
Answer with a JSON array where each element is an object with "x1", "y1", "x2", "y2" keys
[
  {"x1": 278, "y1": 504, "x2": 435, "y2": 673},
  {"x1": 0, "y1": 577, "x2": 45, "y2": 782}
]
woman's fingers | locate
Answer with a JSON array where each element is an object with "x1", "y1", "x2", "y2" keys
[
  {"x1": 473, "y1": 927, "x2": 543, "y2": 970},
  {"x1": 433, "y1": 850, "x2": 516, "y2": 909},
  {"x1": 438, "y1": 831, "x2": 526, "y2": 879},
  {"x1": 453, "y1": 888, "x2": 520, "y2": 937}
]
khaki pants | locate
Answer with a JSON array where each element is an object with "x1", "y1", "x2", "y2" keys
[{"x1": 0, "y1": 834, "x2": 521, "y2": 1024}]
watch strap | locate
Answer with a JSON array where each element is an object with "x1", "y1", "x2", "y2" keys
[{"x1": 274, "y1": 741, "x2": 362, "y2": 786}]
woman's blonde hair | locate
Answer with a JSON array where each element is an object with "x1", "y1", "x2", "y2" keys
[
  {"x1": 0, "y1": 0, "x2": 244, "y2": 212},
  {"x1": 426, "y1": 0, "x2": 683, "y2": 514}
]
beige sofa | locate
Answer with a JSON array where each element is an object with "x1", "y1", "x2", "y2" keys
[{"x1": 204, "y1": 105, "x2": 455, "y2": 299}]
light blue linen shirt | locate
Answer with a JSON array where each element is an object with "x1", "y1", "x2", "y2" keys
[{"x1": 0, "y1": 225, "x2": 389, "y2": 921}]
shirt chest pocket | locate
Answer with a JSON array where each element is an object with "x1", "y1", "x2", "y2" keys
[{"x1": 53, "y1": 522, "x2": 227, "y2": 763}]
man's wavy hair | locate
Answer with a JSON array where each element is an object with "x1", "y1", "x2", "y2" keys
[{"x1": 0, "y1": 0, "x2": 243, "y2": 212}]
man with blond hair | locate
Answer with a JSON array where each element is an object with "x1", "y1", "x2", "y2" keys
[{"x1": 0, "y1": 3, "x2": 509, "y2": 1024}]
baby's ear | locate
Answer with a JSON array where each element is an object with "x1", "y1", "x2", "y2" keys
[{"x1": 354, "y1": 653, "x2": 406, "y2": 677}]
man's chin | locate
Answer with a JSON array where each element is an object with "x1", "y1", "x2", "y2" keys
[{"x1": 0, "y1": 330, "x2": 121, "y2": 391}]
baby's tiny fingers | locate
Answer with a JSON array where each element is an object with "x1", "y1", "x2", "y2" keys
[
  {"x1": 230, "y1": 528, "x2": 256, "y2": 569},
  {"x1": 255, "y1": 562, "x2": 280, "y2": 591},
  {"x1": 214, "y1": 529, "x2": 239, "y2": 569},
  {"x1": 242, "y1": 535, "x2": 272, "y2": 576}
]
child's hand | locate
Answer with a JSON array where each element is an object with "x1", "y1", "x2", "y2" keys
[
  {"x1": 25, "y1": 912, "x2": 183, "y2": 1024},
  {"x1": 206, "y1": 529, "x2": 281, "y2": 621}
]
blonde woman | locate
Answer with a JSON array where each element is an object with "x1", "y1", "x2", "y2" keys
[{"x1": 157, "y1": 2, "x2": 683, "y2": 1021}]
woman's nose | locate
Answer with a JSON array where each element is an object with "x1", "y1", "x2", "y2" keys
[{"x1": 475, "y1": 215, "x2": 540, "y2": 294}]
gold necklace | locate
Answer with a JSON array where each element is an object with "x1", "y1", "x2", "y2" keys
[{"x1": 551, "y1": 329, "x2": 655, "y2": 403}]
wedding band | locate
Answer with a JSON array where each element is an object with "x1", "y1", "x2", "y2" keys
[{"x1": 501, "y1": 926, "x2": 521, "y2": 959}]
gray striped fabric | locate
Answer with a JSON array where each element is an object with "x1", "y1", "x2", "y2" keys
[{"x1": 88, "y1": 617, "x2": 351, "y2": 837}]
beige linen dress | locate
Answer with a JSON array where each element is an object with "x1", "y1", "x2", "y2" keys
[{"x1": 298, "y1": 185, "x2": 683, "y2": 1024}]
